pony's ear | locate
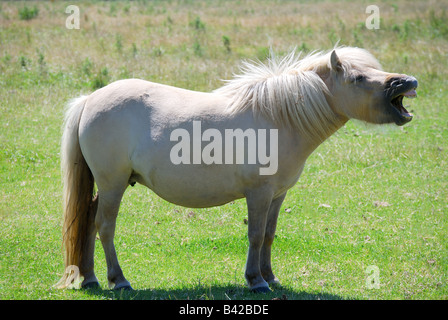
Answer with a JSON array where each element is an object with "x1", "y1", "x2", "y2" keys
[{"x1": 330, "y1": 50, "x2": 343, "y2": 73}]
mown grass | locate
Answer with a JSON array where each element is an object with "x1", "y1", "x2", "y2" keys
[{"x1": 0, "y1": 0, "x2": 447, "y2": 300}]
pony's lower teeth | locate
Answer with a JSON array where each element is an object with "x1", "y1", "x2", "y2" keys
[{"x1": 403, "y1": 105, "x2": 413, "y2": 117}]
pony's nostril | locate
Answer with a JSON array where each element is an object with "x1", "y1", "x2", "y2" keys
[
  {"x1": 405, "y1": 76, "x2": 418, "y2": 89},
  {"x1": 387, "y1": 77, "x2": 403, "y2": 88}
]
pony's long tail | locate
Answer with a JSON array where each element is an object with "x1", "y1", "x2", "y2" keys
[{"x1": 55, "y1": 96, "x2": 97, "y2": 289}]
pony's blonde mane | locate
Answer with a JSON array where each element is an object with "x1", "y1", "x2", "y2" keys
[{"x1": 215, "y1": 47, "x2": 382, "y2": 142}]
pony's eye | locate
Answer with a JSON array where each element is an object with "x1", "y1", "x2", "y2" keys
[{"x1": 354, "y1": 75, "x2": 364, "y2": 82}]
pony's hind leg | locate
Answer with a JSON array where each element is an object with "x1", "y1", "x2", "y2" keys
[
  {"x1": 260, "y1": 192, "x2": 286, "y2": 287},
  {"x1": 95, "y1": 183, "x2": 132, "y2": 290},
  {"x1": 80, "y1": 194, "x2": 101, "y2": 288},
  {"x1": 244, "y1": 187, "x2": 274, "y2": 293}
]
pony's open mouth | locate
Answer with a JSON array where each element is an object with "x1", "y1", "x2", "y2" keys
[{"x1": 390, "y1": 88, "x2": 417, "y2": 124}]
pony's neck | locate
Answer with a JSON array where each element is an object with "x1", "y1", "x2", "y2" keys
[{"x1": 299, "y1": 107, "x2": 348, "y2": 156}]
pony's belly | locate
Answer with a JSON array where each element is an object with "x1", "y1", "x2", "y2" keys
[
  {"x1": 147, "y1": 181, "x2": 244, "y2": 208},
  {"x1": 138, "y1": 169, "x2": 245, "y2": 208},
  {"x1": 152, "y1": 189, "x2": 243, "y2": 208}
]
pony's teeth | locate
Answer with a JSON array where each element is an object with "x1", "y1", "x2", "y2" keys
[{"x1": 404, "y1": 89, "x2": 417, "y2": 98}]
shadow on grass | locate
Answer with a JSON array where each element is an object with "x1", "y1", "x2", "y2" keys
[{"x1": 81, "y1": 283, "x2": 347, "y2": 300}]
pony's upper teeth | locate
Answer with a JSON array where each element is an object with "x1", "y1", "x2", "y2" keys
[{"x1": 403, "y1": 89, "x2": 417, "y2": 98}]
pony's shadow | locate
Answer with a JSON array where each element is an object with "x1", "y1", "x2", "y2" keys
[{"x1": 82, "y1": 283, "x2": 347, "y2": 300}]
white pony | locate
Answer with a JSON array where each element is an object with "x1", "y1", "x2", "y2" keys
[{"x1": 56, "y1": 47, "x2": 417, "y2": 292}]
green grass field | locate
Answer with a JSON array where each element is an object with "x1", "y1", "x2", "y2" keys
[{"x1": 0, "y1": 0, "x2": 447, "y2": 300}]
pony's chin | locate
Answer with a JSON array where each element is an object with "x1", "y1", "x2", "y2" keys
[
  {"x1": 394, "y1": 114, "x2": 413, "y2": 126},
  {"x1": 367, "y1": 109, "x2": 413, "y2": 127}
]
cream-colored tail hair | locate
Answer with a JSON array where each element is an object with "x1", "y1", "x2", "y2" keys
[{"x1": 55, "y1": 96, "x2": 96, "y2": 288}]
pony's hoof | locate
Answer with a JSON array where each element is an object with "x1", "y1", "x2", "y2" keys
[
  {"x1": 82, "y1": 281, "x2": 101, "y2": 290},
  {"x1": 250, "y1": 286, "x2": 272, "y2": 294}
]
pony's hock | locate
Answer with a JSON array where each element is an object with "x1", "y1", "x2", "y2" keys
[{"x1": 56, "y1": 47, "x2": 417, "y2": 292}]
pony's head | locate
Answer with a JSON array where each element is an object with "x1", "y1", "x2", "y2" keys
[{"x1": 319, "y1": 47, "x2": 418, "y2": 126}]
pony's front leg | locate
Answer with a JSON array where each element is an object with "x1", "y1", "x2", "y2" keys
[
  {"x1": 244, "y1": 187, "x2": 274, "y2": 293},
  {"x1": 260, "y1": 192, "x2": 286, "y2": 287}
]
